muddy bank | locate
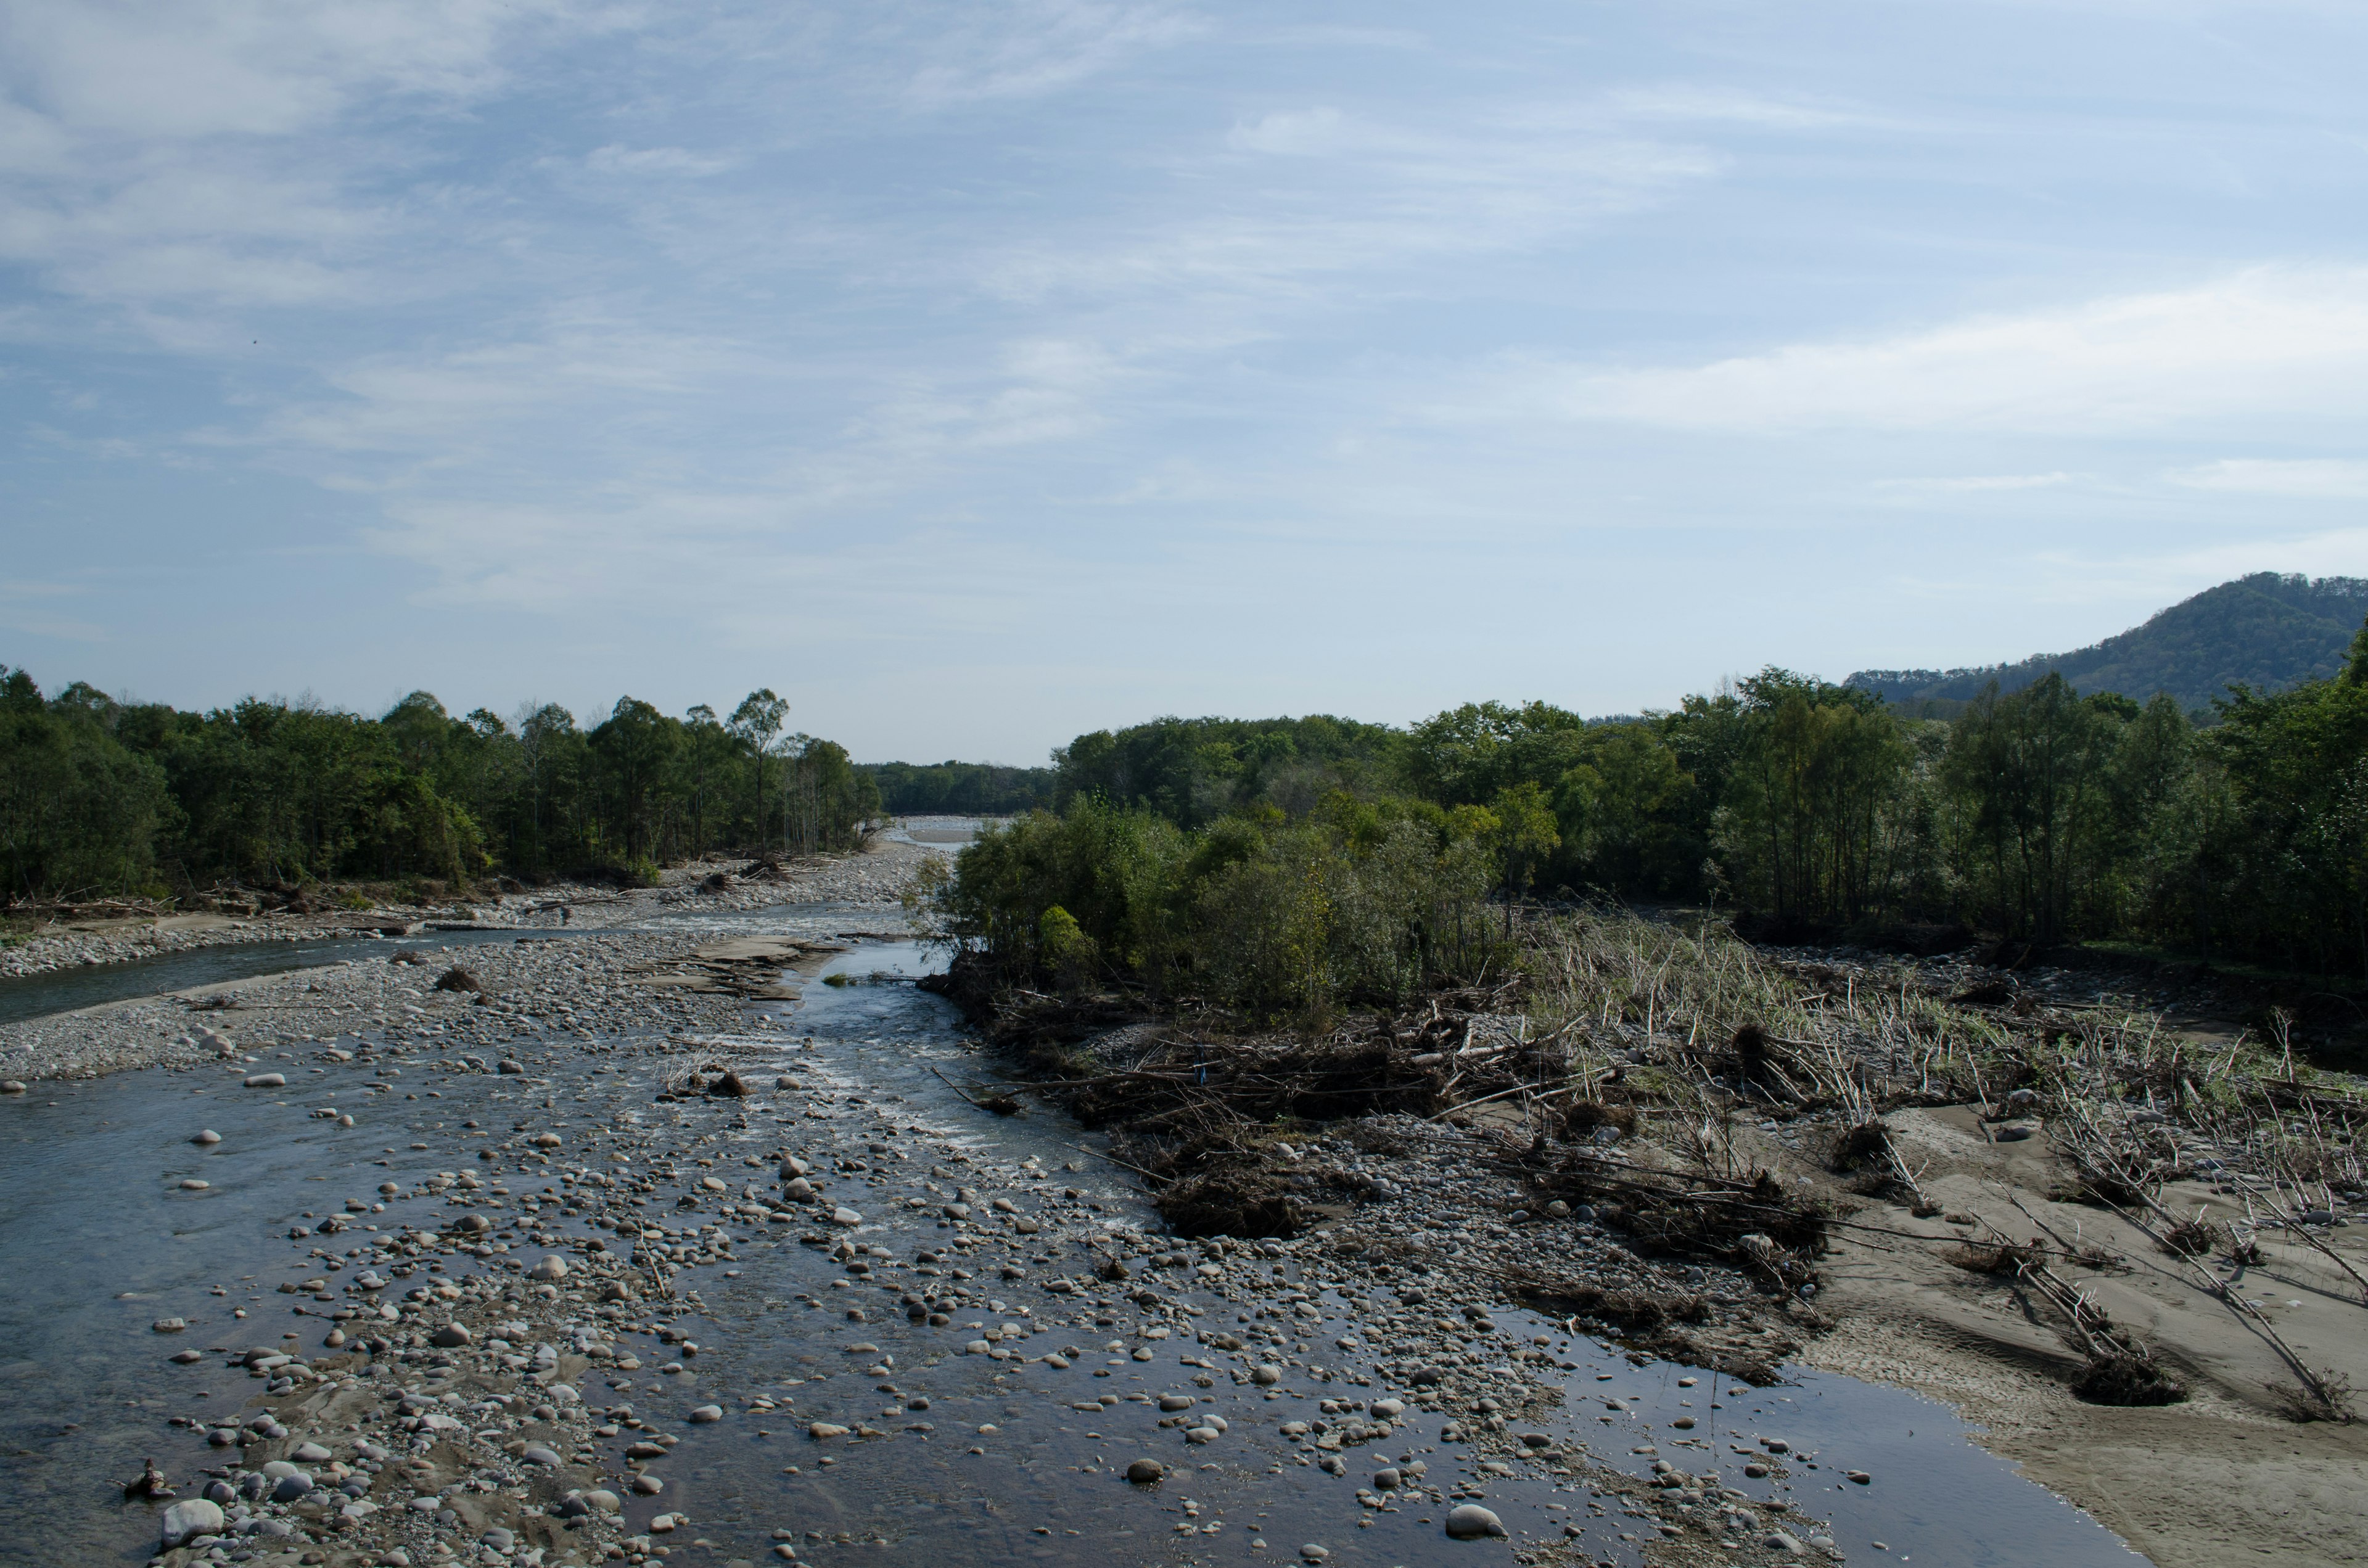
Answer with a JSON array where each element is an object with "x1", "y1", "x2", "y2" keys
[{"x1": 926, "y1": 913, "x2": 2368, "y2": 1568}]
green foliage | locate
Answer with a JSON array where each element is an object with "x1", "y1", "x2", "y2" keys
[
  {"x1": 1709, "y1": 671, "x2": 1918, "y2": 926},
  {"x1": 1006, "y1": 608, "x2": 2368, "y2": 979},
  {"x1": 0, "y1": 668, "x2": 172, "y2": 898},
  {"x1": 0, "y1": 667, "x2": 878, "y2": 898},
  {"x1": 1054, "y1": 714, "x2": 1403, "y2": 826},
  {"x1": 865, "y1": 760, "x2": 1054, "y2": 816},
  {"x1": 926, "y1": 795, "x2": 1502, "y2": 1017}
]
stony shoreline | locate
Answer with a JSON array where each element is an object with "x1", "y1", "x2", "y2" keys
[
  {"x1": 8, "y1": 840, "x2": 1846, "y2": 1568},
  {"x1": 0, "y1": 844, "x2": 924, "y2": 988},
  {"x1": 0, "y1": 844, "x2": 934, "y2": 1087}
]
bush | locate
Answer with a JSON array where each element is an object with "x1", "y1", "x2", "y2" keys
[{"x1": 929, "y1": 795, "x2": 1502, "y2": 1017}]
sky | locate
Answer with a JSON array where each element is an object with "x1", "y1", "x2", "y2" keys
[{"x1": 7, "y1": 1, "x2": 2368, "y2": 764}]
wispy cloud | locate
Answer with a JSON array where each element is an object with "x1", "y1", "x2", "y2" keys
[
  {"x1": 902, "y1": 0, "x2": 1200, "y2": 107},
  {"x1": 2171, "y1": 458, "x2": 2368, "y2": 498},
  {"x1": 1476, "y1": 266, "x2": 2368, "y2": 435},
  {"x1": 1873, "y1": 472, "x2": 2078, "y2": 493}
]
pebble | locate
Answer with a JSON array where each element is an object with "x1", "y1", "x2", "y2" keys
[
  {"x1": 242, "y1": 1072, "x2": 286, "y2": 1088},
  {"x1": 529, "y1": 1255, "x2": 569, "y2": 1281},
  {"x1": 291, "y1": 1442, "x2": 332, "y2": 1463},
  {"x1": 1127, "y1": 1459, "x2": 1165, "y2": 1483},
  {"x1": 1299, "y1": 1544, "x2": 1328, "y2": 1561},
  {"x1": 1764, "y1": 1531, "x2": 1804, "y2": 1554},
  {"x1": 1445, "y1": 1505, "x2": 1507, "y2": 1540},
  {"x1": 190, "y1": 1129, "x2": 221, "y2": 1144},
  {"x1": 177, "y1": 1178, "x2": 209, "y2": 1190},
  {"x1": 689, "y1": 1405, "x2": 724, "y2": 1422},
  {"x1": 151, "y1": 1318, "x2": 186, "y2": 1333},
  {"x1": 522, "y1": 1444, "x2": 562, "y2": 1465},
  {"x1": 430, "y1": 1324, "x2": 471, "y2": 1347}
]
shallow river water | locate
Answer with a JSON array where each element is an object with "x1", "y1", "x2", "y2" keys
[{"x1": 0, "y1": 916, "x2": 2150, "y2": 1568}]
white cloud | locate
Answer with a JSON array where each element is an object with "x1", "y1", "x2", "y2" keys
[
  {"x1": 987, "y1": 107, "x2": 1719, "y2": 306},
  {"x1": 2171, "y1": 458, "x2": 2368, "y2": 499},
  {"x1": 1487, "y1": 266, "x2": 2368, "y2": 434},
  {"x1": 902, "y1": 0, "x2": 1199, "y2": 107},
  {"x1": 1873, "y1": 472, "x2": 2076, "y2": 493},
  {"x1": 1594, "y1": 84, "x2": 1874, "y2": 130},
  {"x1": 585, "y1": 146, "x2": 740, "y2": 178}
]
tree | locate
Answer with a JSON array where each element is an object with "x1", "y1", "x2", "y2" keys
[{"x1": 728, "y1": 689, "x2": 789, "y2": 849}]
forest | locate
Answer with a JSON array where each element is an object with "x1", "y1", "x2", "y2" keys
[
  {"x1": 861, "y1": 759, "x2": 1054, "y2": 816},
  {"x1": 0, "y1": 675, "x2": 879, "y2": 899},
  {"x1": 928, "y1": 621, "x2": 2368, "y2": 1010}
]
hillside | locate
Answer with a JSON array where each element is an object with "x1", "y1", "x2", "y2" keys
[{"x1": 1847, "y1": 572, "x2": 2368, "y2": 715}]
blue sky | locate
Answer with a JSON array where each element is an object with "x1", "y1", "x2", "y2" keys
[{"x1": 7, "y1": 1, "x2": 2368, "y2": 763}]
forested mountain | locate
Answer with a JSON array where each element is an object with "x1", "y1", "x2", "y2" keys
[{"x1": 1848, "y1": 573, "x2": 2368, "y2": 716}]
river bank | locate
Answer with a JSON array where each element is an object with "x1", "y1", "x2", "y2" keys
[
  {"x1": 0, "y1": 845, "x2": 933, "y2": 1086},
  {"x1": 0, "y1": 861, "x2": 2185, "y2": 1568},
  {"x1": 0, "y1": 843, "x2": 924, "y2": 987}
]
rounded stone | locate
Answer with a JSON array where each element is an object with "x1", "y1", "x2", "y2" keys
[
  {"x1": 1251, "y1": 1364, "x2": 1282, "y2": 1386},
  {"x1": 191, "y1": 1130, "x2": 222, "y2": 1145},
  {"x1": 631, "y1": 1474, "x2": 665, "y2": 1495},
  {"x1": 429, "y1": 1324, "x2": 471, "y2": 1348},
  {"x1": 1125, "y1": 1458, "x2": 1164, "y2": 1484},
  {"x1": 160, "y1": 1498, "x2": 224, "y2": 1546},
  {"x1": 529, "y1": 1255, "x2": 569, "y2": 1281},
  {"x1": 689, "y1": 1405, "x2": 723, "y2": 1423},
  {"x1": 829, "y1": 1207, "x2": 862, "y2": 1226},
  {"x1": 1444, "y1": 1504, "x2": 1508, "y2": 1540},
  {"x1": 178, "y1": 1178, "x2": 210, "y2": 1190}
]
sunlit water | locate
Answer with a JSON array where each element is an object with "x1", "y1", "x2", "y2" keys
[{"x1": 0, "y1": 921, "x2": 2147, "y2": 1567}]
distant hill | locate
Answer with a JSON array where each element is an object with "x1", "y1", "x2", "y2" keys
[{"x1": 1846, "y1": 572, "x2": 2368, "y2": 716}]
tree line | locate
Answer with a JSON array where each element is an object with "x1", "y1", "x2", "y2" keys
[
  {"x1": 0, "y1": 672, "x2": 881, "y2": 900},
  {"x1": 946, "y1": 623, "x2": 2368, "y2": 995},
  {"x1": 861, "y1": 760, "x2": 1054, "y2": 817}
]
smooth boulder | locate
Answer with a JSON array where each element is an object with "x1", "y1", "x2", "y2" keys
[
  {"x1": 1445, "y1": 1504, "x2": 1508, "y2": 1540},
  {"x1": 160, "y1": 1499, "x2": 224, "y2": 1547}
]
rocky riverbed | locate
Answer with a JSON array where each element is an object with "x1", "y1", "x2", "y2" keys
[{"x1": 0, "y1": 844, "x2": 2162, "y2": 1568}]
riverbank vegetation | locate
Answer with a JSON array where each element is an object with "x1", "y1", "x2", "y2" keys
[
  {"x1": 940, "y1": 621, "x2": 2368, "y2": 993},
  {"x1": 0, "y1": 671, "x2": 878, "y2": 900}
]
